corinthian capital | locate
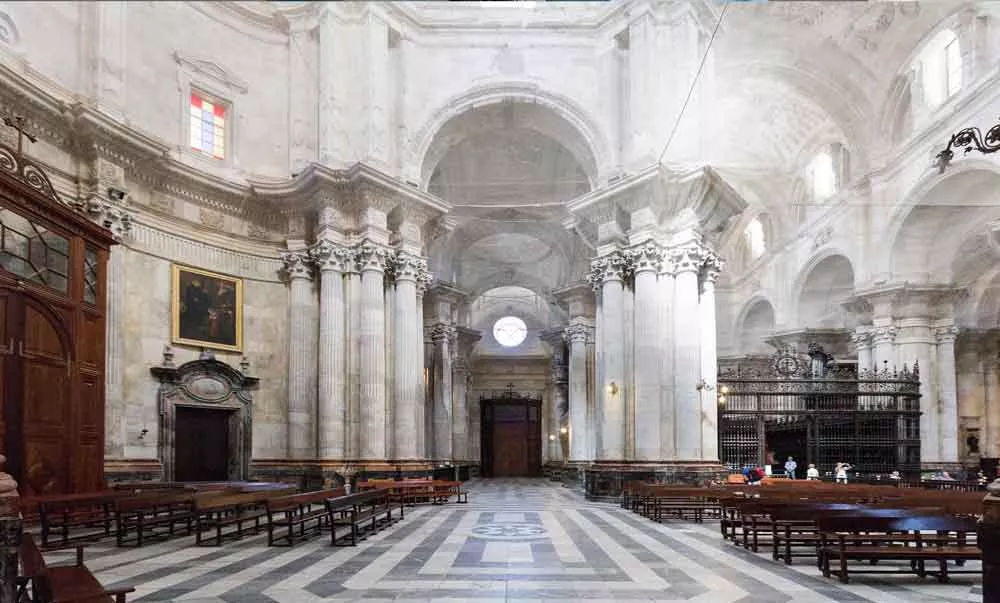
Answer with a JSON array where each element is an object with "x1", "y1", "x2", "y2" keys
[
  {"x1": 393, "y1": 251, "x2": 424, "y2": 282},
  {"x1": 588, "y1": 251, "x2": 631, "y2": 287},
  {"x1": 870, "y1": 325, "x2": 898, "y2": 345},
  {"x1": 701, "y1": 250, "x2": 724, "y2": 284},
  {"x1": 670, "y1": 243, "x2": 707, "y2": 274},
  {"x1": 430, "y1": 322, "x2": 456, "y2": 343},
  {"x1": 850, "y1": 329, "x2": 872, "y2": 349},
  {"x1": 563, "y1": 320, "x2": 593, "y2": 345},
  {"x1": 280, "y1": 250, "x2": 313, "y2": 281},
  {"x1": 355, "y1": 241, "x2": 390, "y2": 273},
  {"x1": 934, "y1": 326, "x2": 959, "y2": 344},
  {"x1": 310, "y1": 240, "x2": 350, "y2": 272},
  {"x1": 630, "y1": 242, "x2": 664, "y2": 274}
]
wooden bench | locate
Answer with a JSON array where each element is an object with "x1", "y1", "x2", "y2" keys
[
  {"x1": 326, "y1": 489, "x2": 403, "y2": 546},
  {"x1": 19, "y1": 533, "x2": 135, "y2": 603},
  {"x1": 266, "y1": 487, "x2": 344, "y2": 546},
  {"x1": 194, "y1": 491, "x2": 270, "y2": 546},
  {"x1": 32, "y1": 490, "x2": 129, "y2": 548},
  {"x1": 817, "y1": 515, "x2": 981, "y2": 583},
  {"x1": 114, "y1": 491, "x2": 197, "y2": 547},
  {"x1": 429, "y1": 480, "x2": 468, "y2": 504}
]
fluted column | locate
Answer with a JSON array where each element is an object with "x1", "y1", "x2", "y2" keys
[
  {"x1": 392, "y1": 254, "x2": 421, "y2": 459},
  {"x1": 699, "y1": 253, "x2": 722, "y2": 462},
  {"x1": 672, "y1": 242, "x2": 704, "y2": 460},
  {"x1": 657, "y1": 258, "x2": 676, "y2": 459},
  {"x1": 416, "y1": 272, "x2": 430, "y2": 458},
  {"x1": 592, "y1": 254, "x2": 626, "y2": 461},
  {"x1": 541, "y1": 330, "x2": 569, "y2": 462},
  {"x1": 852, "y1": 327, "x2": 873, "y2": 371},
  {"x1": 632, "y1": 243, "x2": 662, "y2": 460},
  {"x1": 431, "y1": 323, "x2": 454, "y2": 460},
  {"x1": 871, "y1": 324, "x2": 897, "y2": 368},
  {"x1": 357, "y1": 243, "x2": 388, "y2": 460},
  {"x1": 564, "y1": 320, "x2": 591, "y2": 462},
  {"x1": 936, "y1": 326, "x2": 960, "y2": 464},
  {"x1": 345, "y1": 259, "x2": 362, "y2": 458},
  {"x1": 312, "y1": 241, "x2": 348, "y2": 459},
  {"x1": 282, "y1": 250, "x2": 315, "y2": 459}
]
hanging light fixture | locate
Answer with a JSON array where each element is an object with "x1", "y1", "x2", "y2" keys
[{"x1": 935, "y1": 115, "x2": 1000, "y2": 173}]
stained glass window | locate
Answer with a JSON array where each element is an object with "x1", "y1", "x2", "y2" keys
[
  {"x1": 189, "y1": 92, "x2": 226, "y2": 159},
  {"x1": 0, "y1": 210, "x2": 69, "y2": 294},
  {"x1": 84, "y1": 246, "x2": 99, "y2": 305}
]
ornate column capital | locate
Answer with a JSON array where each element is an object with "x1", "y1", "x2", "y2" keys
[
  {"x1": 871, "y1": 325, "x2": 898, "y2": 345},
  {"x1": 563, "y1": 320, "x2": 593, "y2": 345},
  {"x1": 430, "y1": 322, "x2": 456, "y2": 343},
  {"x1": 850, "y1": 329, "x2": 872, "y2": 349},
  {"x1": 935, "y1": 325, "x2": 960, "y2": 344},
  {"x1": 588, "y1": 251, "x2": 631, "y2": 288},
  {"x1": 416, "y1": 268, "x2": 433, "y2": 295},
  {"x1": 310, "y1": 240, "x2": 350, "y2": 272},
  {"x1": 355, "y1": 241, "x2": 390, "y2": 273},
  {"x1": 393, "y1": 251, "x2": 425, "y2": 283},
  {"x1": 629, "y1": 242, "x2": 664, "y2": 274},
  {"x1": 670, "y1": 243, "x2": 707, "y2": 275},
  {"x1": 280, "y1": 250, "x2": 313, "y2": 281},
  {"x1": 701, "y1": 250, "x2": 724, "y2": 285},
  {"x1": 85, "y1": 197, "x2": 133, "y2": 242}
]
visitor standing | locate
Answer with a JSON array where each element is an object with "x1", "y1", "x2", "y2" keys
[
  {"x1": 784, "y1": 456, "x2": 797, "y2": 479},
  {"x1": 835, "y1": 462, "x2": 852, "y2": 484},
  {"x1": 806, "y1": 464, "x2": 820, "y2": 480}
]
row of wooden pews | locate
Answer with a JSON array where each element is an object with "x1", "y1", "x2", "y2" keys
[{"x1": 625, "y1": 479, "x2": 984, "y2": 584}]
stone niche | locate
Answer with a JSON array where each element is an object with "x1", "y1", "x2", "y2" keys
[{"x1": 151, "y1": 355, "x2": 259, "y2": 482}]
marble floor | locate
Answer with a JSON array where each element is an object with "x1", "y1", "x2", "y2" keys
[{"x1": 50, "y1": 479, "x2": 981, "y2": 602}]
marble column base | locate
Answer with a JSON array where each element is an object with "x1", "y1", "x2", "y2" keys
[{"x1": 581, "y1": 461, "x2": 727, "y2": 501}]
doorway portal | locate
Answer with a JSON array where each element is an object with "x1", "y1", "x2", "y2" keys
[
  {"x1": 481, "y1": 396, "x2": 541, "y2": 477},
  {"x1": 175, "y1": 406, "x2": 231, "y2": 481}
]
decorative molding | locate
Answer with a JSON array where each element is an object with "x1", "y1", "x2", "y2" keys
[
  {"x1": 310, "y1": 239, "x2": 351, "y2": 273},
  {"x1": 870, "y1": 325, "x2": 898, "y2": 345},
  {"x1": 430, "y1": 322, "x2": 456, "y2": 343},
  {"x1": 934, "y1": 326, "x2": 960, "y2": 344},
  {"x1": 173, "y1": 51, "x2": 249, "y2": 95}
]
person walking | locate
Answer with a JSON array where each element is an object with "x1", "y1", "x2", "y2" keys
[{"x1": 784, "y1": 456, "x2": 798, "y2": 480}]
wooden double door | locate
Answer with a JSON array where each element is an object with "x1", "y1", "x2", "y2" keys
[
  {"x1": 0, "y1": 287, "x2": 104, "y2": 496},
  {"x1": 481, "y1": 398, "x2": 541, "y2": 477},
  {"x1": 174, "y1": 406, "x2": 231, "y2": 482}
]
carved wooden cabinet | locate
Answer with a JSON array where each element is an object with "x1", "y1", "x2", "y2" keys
[{"x1": 0, "y1": 142, "x2": 115, "y2": 496}]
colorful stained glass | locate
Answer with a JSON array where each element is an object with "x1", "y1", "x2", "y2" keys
[{"x1": 189, "y1": 92, "x2": 226, "y2": 159}]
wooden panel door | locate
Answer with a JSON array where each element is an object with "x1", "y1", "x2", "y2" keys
[
  {"x1": 483, "y1": 400, "x2": 542, "y2": 478},
  {"x1": 175, "y1": 406, "x2": 231, "y2": 482},
  {"x1": 493, "y1": 422, "x2": 528, "y2": 476},
  {"x1": 18, "y1": 296, "x2": 72, "y2": 496}
]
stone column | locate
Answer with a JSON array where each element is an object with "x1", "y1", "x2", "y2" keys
[
  {"x1": 453, "y1": 328, "x2": 481, "y2": 463},
  {"x1": 312, "y1": 241, "x2": 348, "y2": 459},
  {"x1": 672, "y1": 242, "x2": 704, "y2": 460},
  {"x1": 897, "y1": 317, "x2": 937, "y2": 463},
  {"x1": 591, "y1": 290, "x2": 603, "y2": 460},
  {"x1": 541, "y1": 330, "x2": 569, "y2": 462},
  {"x1": 852, "y1": 327, "x2": 873, "y2": 371},
  {"x1": 357, "y1": 243, "x2": 388, "y2": 460},
  {"x1": 632, "y1": 243, "x2": 662, "y2": 461},
  {"x1": 431, "y1": 323, "x2": 454, "y2": 460},
  {"x1": 657, "y1": 258, "x2": 676, "y2": 459},
  {"x1": 282, "y1": 249, "x2": 315, "y2": 459},
  {"x1": 564, "y1": 320, "x2": 591, "y2": 462},
  {"x1": 345, "y1": 258, "x2": 362, "y2": 459},
  {"x1": 392, "y1": 254, "x2": 421, "y2": 460},
  {"x1": 699, "y1": 253, "x2": 722, "y2": 462},
  {"x1": 593, "y1": 254, "x2": 626, "y2": 461},
  {"x1": 935, "y1": 325, "x2": 960, "y2": 465},
  {"x1": 871, "y1": 324, "x2": 897, "y2": 369},
  {"x1": 416, "y1": 271, "x2": 430, "y2": 458}
]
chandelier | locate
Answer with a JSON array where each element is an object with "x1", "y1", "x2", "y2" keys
[{"x1": 935, "y1": 115, "x2": 1000, "y2": 173}]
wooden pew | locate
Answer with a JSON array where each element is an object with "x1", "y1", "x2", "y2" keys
[
  {"x1": 817, "y1": 515, "x2": 980, "y2": 583},
  {"x1": 194, "y1": 491, "x2": 270, "y2": 546},
  {"x1": 326, "y1": 489, "x2": 403, "y2": 546},
  {"x1": 19, "y1": 533, "x2": 136, "y2": 602},
  {"x1": 31, "y1": 491, "x2": 129, "y2": 548},
  {"x1": 114, "y1": 491, "x2": 197, "y2": 547},
  {"x1": 265, "y1": 487, "x2": 345, "y2": 546}
]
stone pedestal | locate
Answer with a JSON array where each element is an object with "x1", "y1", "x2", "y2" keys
[{"x1": 981, "y1": 479, "x2": 1000, "y2": 602}]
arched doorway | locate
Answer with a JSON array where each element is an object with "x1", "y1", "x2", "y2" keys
[{"x1": 480, "y1": 388, "x2": 542, "y2": 477}]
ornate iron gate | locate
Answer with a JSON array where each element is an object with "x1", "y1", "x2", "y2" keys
[{"x1": 718, "y1": 345, "x2": 922, "y2": 479}]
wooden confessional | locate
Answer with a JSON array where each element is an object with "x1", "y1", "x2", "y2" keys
[{"x1": 0, "y1": 132, "x2": 115, "y2": 496}]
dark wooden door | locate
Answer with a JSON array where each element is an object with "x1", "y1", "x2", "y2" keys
[
  {"x1": 481, "y1": 399, "x2": 541, "y2": 477},
  {"x1": 175, "y1": 406, "x2": 231, "y2": 482}
]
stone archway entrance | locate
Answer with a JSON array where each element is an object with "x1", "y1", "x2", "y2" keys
[{"x1": 151, "y1": 355, "x2": 258, "y2": 482}]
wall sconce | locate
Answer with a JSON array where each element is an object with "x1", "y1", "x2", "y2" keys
[
  {"x1": 606, "y1": 381, "x2": 619, "y2": 396},
  {"x1": 559, "y1": 426, "x2": 568, "y2": 435},
  {"x1": 138, "y1": 428, "x2": 149, "y2": 440},
  {"x1": 548, "y1": 434, "x2": 556, "y2": 441},
  {"x1": 695, "y1": 379, "x2": 714, "y2": 392}
]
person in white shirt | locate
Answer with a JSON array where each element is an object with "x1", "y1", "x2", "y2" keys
[
  {"x1": 835, "y1": 462, "x2": 852, "y2": 484},
  {"x1": 806, "y1": 464, "x2": 820, "y2": 480},
  {"x1": 784, "y1": 457, "x2": 798, "y2": 479}
]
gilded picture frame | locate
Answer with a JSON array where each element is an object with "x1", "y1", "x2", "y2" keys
[{"x1": 171, "y1": 264, "x2": 243, "y2": 352}]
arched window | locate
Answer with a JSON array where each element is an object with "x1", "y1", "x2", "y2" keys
[
  {"x1": 919, "y1": 29, "x2": 962, "y2": 108},
  {"x1": 809, "y1": 151, "x2": 837, "y2": 200},
  {"x1": 744, "y1": 217, "x2": 766, "y2": 260}
]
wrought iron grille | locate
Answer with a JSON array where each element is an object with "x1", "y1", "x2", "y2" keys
[{"x1": 718, "y1": 345, "x2": 921, "y2": 479}]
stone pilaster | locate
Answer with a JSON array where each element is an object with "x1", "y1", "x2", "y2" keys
[
  {"x1": 897, "y1": 317, "x2": 936, "y2": 462},
  {"x1": 591, "y1": 253, "x2": 628, "y2": 461},
  {"x1": 935, "y1": 325, "x2": 960, "y2": 465},
  {"x1": 699, "y1": 251, "x2": 723, "y2": 462},
  {"x1": 311, "y1": 240, "x2": 348, "y2": 459},
  {"x1": 430, "y1": 322, "x2": 455, "y2": 460},
  {"x1": 416, "y1": 270, "x2": 431, "y2": 458},
  {"x1": 392, "y1": 252, "x2": 423, "y2": 460},
  {"x1": 281, "y1": 249, "x2": 315, "y2": 459},
  {"x1": 851, "y1": 327, "x2": 873, "y2": 371},
  {"x1": 564, "y1": 319, "x2": 592, "y2": 462},
  {"x1": 870, "y1": 324, "x2": 897, "y2": 368},
  {"x1": 631, "y1": 242, "x2": 662, "y2": 461},
  {"x1": 453, "y1": 328, "x2": 481, "y2": 463},
  {"x1": 671, "y1": 242, "x2": 704, "y2": 460},
  {"x1": 357, "y1": 242, "x2": 389, "y2": 460}
]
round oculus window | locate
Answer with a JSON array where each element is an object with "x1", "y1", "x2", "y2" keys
[{"x1": 493, "y1": 316, "x2": 527, "y2": 348}]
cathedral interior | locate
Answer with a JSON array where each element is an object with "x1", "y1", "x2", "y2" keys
[{"x1": 0, "y1": 1, "x2": 998, "y2": 601}]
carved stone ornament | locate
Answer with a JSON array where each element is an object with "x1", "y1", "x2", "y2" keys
[
  {"x1": 563, "y1": 321, "x2": 592, "y2": 344},
  {"x1": 588, "y1": 251, "x2": 631, "y2": 287},
  {"x1": 393, "y1": 252, "x2": 424, "y2": 282},
  {"x1": 84, "y1": 196, "x2": 133, "y2": 242},
  {"x1": 279, "y1": 250, "x2": 313, "y2": 281},
  {"x1": 430, "y1": 322, "x2": 456, "y2": 343},
  {"x1": 310, "y1": 240, "x2": 350, "y2": 272},
  {"x1": 629, "y1": 242, "x2": 664, "y2": 274},
  {"x1": 934, "y1": 326, "x2": 960, "y2": 344},
  {"x1": 671, "y1": 243, "x2": 707, "y2": 274},
  {"x1": 355, "y1": 242, "x2": 390, "y2": 273},
  {"x1": 701, "y1": 250, "x2": 724, "y2": 284},
  {"x1": 151, "y1": 358, "x2": 258, "y2": 482},
  {"x1": 850, "y1": 330, "x2": 872, "y2": 349},
  {"x1": 416, "y1": 266, "x2": 433, "y2": 295},
  {"x1": 870, "y1": 325, "x2": 898, "y2": 345}
]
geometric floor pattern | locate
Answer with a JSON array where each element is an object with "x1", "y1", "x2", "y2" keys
[{"x1": 47, "y1": 479, "x2": 982, "y2": 602}]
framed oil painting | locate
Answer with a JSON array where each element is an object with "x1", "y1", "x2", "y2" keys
[{"x1": 171, "y1": 264, "x2": 243, "y2": 352}]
